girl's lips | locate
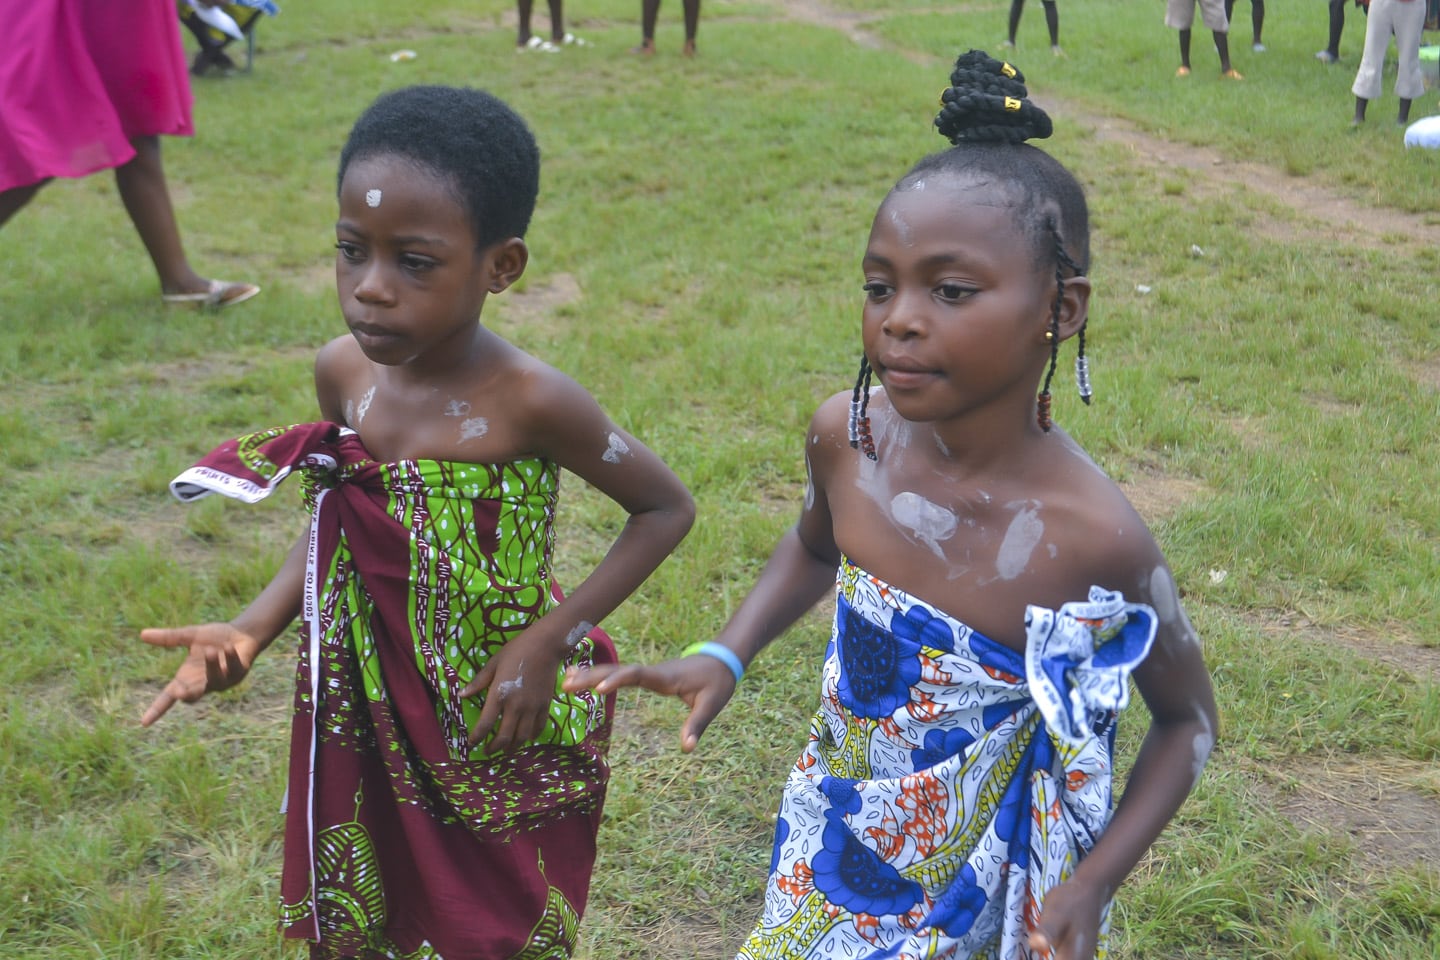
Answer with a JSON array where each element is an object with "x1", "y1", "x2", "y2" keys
[
  {"x1": 878, "y1": 361, "x2": 936, "y2": 389},
  {"x1": 349, "y1": 324, "x2": 401, "y2": 348}
]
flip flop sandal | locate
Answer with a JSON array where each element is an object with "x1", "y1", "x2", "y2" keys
[{"x1": 162, "y1": 279, "x2": 261, "y2": 309}]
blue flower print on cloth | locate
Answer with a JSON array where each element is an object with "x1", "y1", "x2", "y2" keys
[
  {"x1": 835, "y1": 595, "x2": 924, "y2": 719},
  {"x1": 738, "y1": 558, "x2": 1156, "y2": 960},
  {"x1": 1025, "y1": 587, "x2": 1156, "y2": 747}
]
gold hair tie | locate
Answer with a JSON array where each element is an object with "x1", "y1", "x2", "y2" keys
[
  {"x1": 1004, "y1": 96, "x2": 1022, "y2": 112},
  {"x1": 1000, "y1": 62, "x2": 1017, "y2": 78}
]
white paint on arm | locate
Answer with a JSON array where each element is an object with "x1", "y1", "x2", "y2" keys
[
  {"x1": 1148, "y1": 565, "x2": 1201, "y2": 647},
  {"x1": 563, "y1": 621, "x2": 594, "y2": 648},
  {"x1": 1190, "y1": 709, "x2": 1216, "y2": 788},
  {"x1": 459, "y1": 417, "x2": 489, "y2": 442},
  {"x1": 804, "y1": 453, "x2": 816, "y2": 511},
  {"x1": 601, "y1": 431, "x2": 631, "y2": 464}
]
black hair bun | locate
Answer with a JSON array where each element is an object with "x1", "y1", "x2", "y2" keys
[{"x1": 934, "y1": 49, "x2": 1054, "y2": 145}]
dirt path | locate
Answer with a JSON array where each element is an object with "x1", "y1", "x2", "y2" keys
[{"x1": 781, "y1": 0, "x2": 1440, "y2": 249}]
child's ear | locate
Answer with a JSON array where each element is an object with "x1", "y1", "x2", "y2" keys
[
  {"x1": 484, "y1": 238, "x2": 529, "y2": 294},
  {"x1": 1054, "y1": 274, "x2": 1091, "y2": 343}
]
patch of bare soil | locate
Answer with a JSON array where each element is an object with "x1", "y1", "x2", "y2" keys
[
  {"x1": 1263, "y1": 757, "x2": 1440, "y2": 878},
  {"x1": 1117, "y1": 463, "x2": 1208, "y2": 523},
  {"x1": 1248, "y1": 612, "x2": 1440, "y2": 876},
  {"x1": 1255, "y1": 613, "x2": 1440, "y2": 686}
]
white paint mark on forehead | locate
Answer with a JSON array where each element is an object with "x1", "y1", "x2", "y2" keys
[
  {"x1": 365, "y1": 189, "x2": 382, "y2": 208},
  {"x1": 444, "y1": 399, "x2": 471, "y2": 417},
  {"x1": 995, "y1": 502, "x2": 1043, "y2": 580},
  {"x1": 459, "y1": 417, "x2": 489, "y2": 442},
  {"x1": 602, "y1": 431, "x2": 631, "y2": 464},
  {"x1": 889, "y1": 208, "x2": 913, "y2": 246}
]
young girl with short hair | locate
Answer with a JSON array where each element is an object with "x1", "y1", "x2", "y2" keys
[{"x1": 140, "y1": 84, "x2": 694, "y2": 959}]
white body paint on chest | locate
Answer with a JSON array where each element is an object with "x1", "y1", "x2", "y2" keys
[
  {"x1": 354, "y1": 385, "x2": 376, "y2": 425},
  {"x1": 601, "y1": 431, "x2": 631, "y2": 463},
  {"x1": 995, "y1": 502, "x2": 1044, "y2": 580},
  {"x1": 890, "y1": 491, "x2": 958, "y2": 557}
]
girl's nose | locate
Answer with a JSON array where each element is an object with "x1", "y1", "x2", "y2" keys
[
  {"x1": 880, "y1": 291, "x2": 925, "y2": 339},
  {"x1": 352, "y1": 261, "x2": 393, "y2": 305}
]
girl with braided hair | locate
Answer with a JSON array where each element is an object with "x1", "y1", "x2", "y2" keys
[{"x1": 567, "y1": 49, "x2": 1217, "y2": 960}]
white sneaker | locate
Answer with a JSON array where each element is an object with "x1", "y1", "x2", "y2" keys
[
  {"x1": 561, "y1": 32, "x2": 590, "y2": 47},
  {"x1": 1252, "y1": 42, "x2": 1266, "y2": 52},
  {"x1": 520, "y1": 35, "x2": 559, "y2": 53},
  {"x1": 1315, "y1": 49, "x2": 1338, "y2": 63}
]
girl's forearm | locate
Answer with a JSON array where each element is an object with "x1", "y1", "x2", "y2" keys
[
  {"x1": 541, "y1": 499, "x2": 695, "y2": 645},
  {"x1": 1067, "y1": 713, "x2": 1216, "y2": 900},
  {"x1": 713, "y1": 526, "x2": 838, "y2": 668},
  {"x1": 230, "y1": 533, "x2": 309, "y2": 657}
]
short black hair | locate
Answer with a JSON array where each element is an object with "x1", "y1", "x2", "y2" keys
[{"x1": 337, "y1": 85, "x2": 540, "y2": 249}]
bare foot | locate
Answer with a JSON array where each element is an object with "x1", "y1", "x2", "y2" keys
[
  {"x1": 683, "y1": 39, "x2": 697, "y2": 57},
  {"x1": 630, "y1": 40, "x2": 655, "y2": 55}
]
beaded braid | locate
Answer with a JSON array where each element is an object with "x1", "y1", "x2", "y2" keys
[
  {"x1": 848, "y1": 355, "x2": 877, "y2": 461},
  {"x1": 1036, "y1": 223, "x2": 1089, "y2": 432}
]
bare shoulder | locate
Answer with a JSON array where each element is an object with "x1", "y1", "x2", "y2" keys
[
  {"x1": 806, "y1": 390, "x2": 858, "y2": 465},
  {"x1": 494, "y1": 347, "x2": 597, "y2": 434},
  {"x1": 314, "y1": 335, "x2": 368, "y2": 421},
  {"x1": 1045, "y1": 431, "x2": 1172, "y2": 608}
]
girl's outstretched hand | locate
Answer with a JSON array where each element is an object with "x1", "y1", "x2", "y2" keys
[
  {"x1": 562, "y1": 653, "x2": 738, "y2": 753},
  {"x1": 139, "y1": 623, "x2": 262, "y2": 727},
  {"x1": 1029, "y1": 876, "x2": 1106, "y2": 960}
]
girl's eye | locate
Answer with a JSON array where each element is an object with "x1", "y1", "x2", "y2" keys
[
  {"x1": 335, "y1": 242, "x2": 363, "y2": 263},
  {"x1": 937, "y1": 283, "x2": 974, "y2": 302},
  {"x1": 862, "y1": 281, "x2": 892, "y2": 299},
  {"x1": 400, "y1": 255, "x2": 436, "y2": 273}
]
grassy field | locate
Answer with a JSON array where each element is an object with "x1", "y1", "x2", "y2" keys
[{"x1": 1, "y1": 0, "x2": 1438, "y2": 957}]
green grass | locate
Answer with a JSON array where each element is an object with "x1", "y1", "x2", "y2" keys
[{"x1": 1, "y1": 0, "x2": 1437, "y2": 957}]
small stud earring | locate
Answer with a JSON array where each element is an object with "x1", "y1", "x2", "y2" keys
[{"x1": 1044, "y1": 329, "x2": 1055, "y2": 342}]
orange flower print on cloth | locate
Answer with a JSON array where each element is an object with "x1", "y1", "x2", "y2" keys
[{"x1": 737, "y1": 557, "x2": 1155, "y2": 960}]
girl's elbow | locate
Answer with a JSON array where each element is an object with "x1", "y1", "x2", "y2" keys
[{"x1": 672, "y1": 490, "x2": 697, "y2": 538}]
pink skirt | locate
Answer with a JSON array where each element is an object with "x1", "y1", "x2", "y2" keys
[{"x1": 0, "y1": 0, "x2": 194, "y2": 191}]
